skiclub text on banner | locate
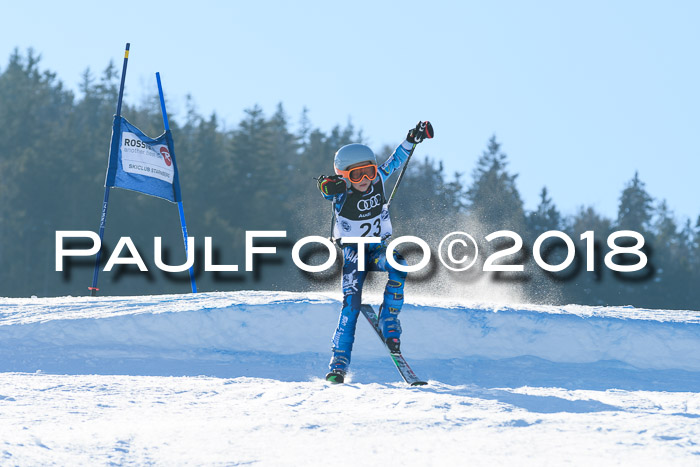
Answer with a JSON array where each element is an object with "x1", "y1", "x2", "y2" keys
[{"x1": 104, "y1": 117, "x2": 182, "y2": 203}]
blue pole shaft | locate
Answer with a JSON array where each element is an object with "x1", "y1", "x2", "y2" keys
[
  {"x1": 156, "y1": 73, "x2": 169, "y2": 130},
  {"x1": 156, "y1": 72, "x2": 197, "y2": 293},
  {"x1": 89, "y1": 190, "x2": 110, "y2": 295},
  {"x1": 178, "y1": 202, "x2": 197, "y2": 293},
  {"x1": 90, "y1": 43, "x2": 130, "y2": 297},
  {"x1": 115, "y1": 43, "x2": 130, "y2": 117}
]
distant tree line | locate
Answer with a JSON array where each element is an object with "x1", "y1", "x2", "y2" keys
[{"x1": 1, "y1": 49, "x2": 698, "y2": 309}]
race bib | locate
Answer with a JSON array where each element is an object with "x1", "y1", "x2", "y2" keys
[{"x1": 334, "y1": 205, "x2": 392, "y2": 239}]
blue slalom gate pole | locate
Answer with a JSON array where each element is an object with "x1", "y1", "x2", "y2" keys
[
  {"x1": 90, "y1": 43, "x2": 130, "y2": 297},
  {"x1": 156, "y1": 72, "x2": 197, "y2": 293}
]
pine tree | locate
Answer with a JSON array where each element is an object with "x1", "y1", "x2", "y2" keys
[
  {"x1": 390, "y1": 156, "x2": 466, "y2": 228},
  {"x1": 297, "y1": 106, "x2": 311, "y2": 149},
  {"x1": 645, "y1": 200, "x2": 695, "y2": 308},
  {"x1": 569, "y1": 206, "x2": 613, "y2": 238},
  {"x1": 679, "y1": 218, "x2": 696, "y2": 272},
  {"x1": 466, "y1": 135, "x2": 526, "y2": 233},
  {"x1": 694, "y1": 215, "x2": 700, "y2": 267},
  {"x1": 653, "y1": 200, "x2": 681, "y2": 256},
  {"x1": 616, "y1": 171, "x2": 653, "y2": 234},
  {"x1": 527, "y1": 186, "x2": 562, "y2": 238},
  {"x1": 559, "y1": 206, "x2": 613, "y2": 305}
]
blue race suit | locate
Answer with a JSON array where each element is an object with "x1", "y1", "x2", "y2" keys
[{"x1": 321, "y1": 140, "x2": 414, "y2": 373}]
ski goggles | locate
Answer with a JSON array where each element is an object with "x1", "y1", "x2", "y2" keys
[{"x1": 336, "y1": 163, "x2": 378, "y2": 183}]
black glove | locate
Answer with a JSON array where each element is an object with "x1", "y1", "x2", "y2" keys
[
  {"x1": 317, "y1": 175, "x2": 346, "y2": 196},
  {"x1": 406, "y1": 121, "x2": 434, "y2": 144}
]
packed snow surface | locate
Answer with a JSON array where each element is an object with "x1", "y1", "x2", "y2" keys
[{"x1": 1, "y1": 291, "x2": 699, "y2": 465}]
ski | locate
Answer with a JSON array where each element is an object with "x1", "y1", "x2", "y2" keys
[{"x1": 360, "y1": 304, "x2": 427, "y2": 386}]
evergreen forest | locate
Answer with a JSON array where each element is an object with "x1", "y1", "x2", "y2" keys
[{"x1": 1, "y1": 50, "x2": 698, "y2": 310}]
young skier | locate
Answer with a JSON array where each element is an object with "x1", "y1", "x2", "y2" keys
[{"x1": 317, "y1": 121, "x2": 434, "y2": 383}]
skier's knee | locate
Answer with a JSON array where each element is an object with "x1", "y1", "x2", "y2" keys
[
  {"x1": 391, "y1": 252, "x2": 408, "y2": 280},
  {"x1": 342, "y1": 293, "x2": 363, "y2": 314}
]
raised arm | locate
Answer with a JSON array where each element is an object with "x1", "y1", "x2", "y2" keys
[{"x1": 378, "y1": 121, "x2": 434, "y2": 182}]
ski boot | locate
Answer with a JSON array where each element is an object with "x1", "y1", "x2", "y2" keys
[
  {"x1": 379, "y1": 304, "x2": 402, "y2": 353},
  {"x1": 326, "y1": 350, "x2": 350, "y2": 384},
  {"x1": 385, "y1": 336, "x2": 400, "y2": 353}
]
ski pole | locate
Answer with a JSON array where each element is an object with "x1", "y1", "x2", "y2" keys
[
  {"x1": 330, "y1": 195, "x2": 339, "y2": 244},
  {"x1": 386, "y1": 143, "x2": 417, "y2": 210}
]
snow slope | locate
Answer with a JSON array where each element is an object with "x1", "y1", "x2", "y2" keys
[{"x1": 1, "y1": 292, "x2": 699, "y2": 465}]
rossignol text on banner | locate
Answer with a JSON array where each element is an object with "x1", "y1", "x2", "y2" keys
[{"x1": 104, "y1": 116, "x2": 182, "y2": 203}]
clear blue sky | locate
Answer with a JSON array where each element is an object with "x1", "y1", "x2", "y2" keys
[{"x1": 3, "y1": 1, "x2": 698, "y2": 223}]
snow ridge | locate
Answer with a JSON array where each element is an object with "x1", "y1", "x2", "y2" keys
[{"x1": 1, "y1": 292, "x2": 699, "y2": 390}]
